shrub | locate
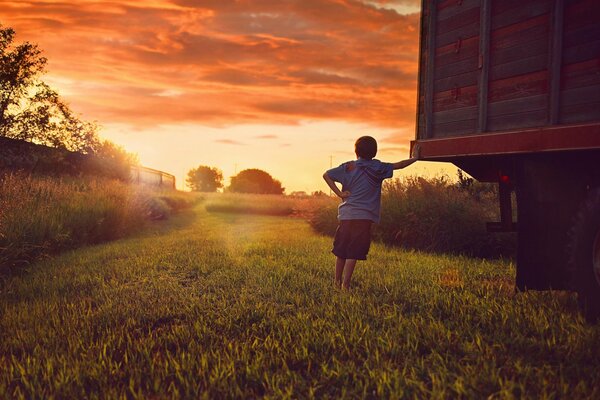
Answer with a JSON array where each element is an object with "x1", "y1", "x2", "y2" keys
[
  {"x1": 204, "y1": 193, "x2": 294, "y2": 216},
  {"x1": 307, "y1": 201, "x2": 338, "y2": 236},
  {"x1": 159, "y1": 193, "x2": 198, "y2": 212}
]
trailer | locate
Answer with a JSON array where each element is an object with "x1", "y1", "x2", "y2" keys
[{"x1": 412, "y1": 0, "x2": 600, "y2": 320}]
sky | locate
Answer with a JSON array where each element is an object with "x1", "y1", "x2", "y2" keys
[{"x1": 1, "y1": 0, "x2": 455, "y2": 192}]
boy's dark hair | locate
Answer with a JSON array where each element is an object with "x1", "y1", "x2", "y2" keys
[{"x1": 355, "y1": 136, "x2": 377, "y2": 159}]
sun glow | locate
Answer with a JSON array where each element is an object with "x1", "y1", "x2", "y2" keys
[{"x1": 100, "y1": 121, "x2": 456, "y2": 193}]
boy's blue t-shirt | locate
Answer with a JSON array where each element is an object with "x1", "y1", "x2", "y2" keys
[{"x1": 326, "y1": 158, "x2": 394, "y2": 223}]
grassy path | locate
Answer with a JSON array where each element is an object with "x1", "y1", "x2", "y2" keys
[{"x1": 1, "y1": 205, "x2": 599, "y2": 399}]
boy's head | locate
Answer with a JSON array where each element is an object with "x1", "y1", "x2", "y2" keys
[{"x1": 355, "y1": 136, "x2": 377, "y2": 160}]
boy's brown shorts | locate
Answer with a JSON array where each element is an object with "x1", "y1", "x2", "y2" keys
[{"x1": 332, "y1": 219, "x2": 373, "y2": 260}]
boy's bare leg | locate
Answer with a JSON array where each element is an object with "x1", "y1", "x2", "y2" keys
[
  {"x1": 342, "y1": 259, "x2": 357, "y2": 289},
  {"x1": 335, "y1": 257, "x2": 345, "y2": 287}
]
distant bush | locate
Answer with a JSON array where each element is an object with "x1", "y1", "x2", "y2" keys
[
  {"x1": 205, "y1": 193, "x2": 294, "y2": 216},
  {"x1": 227, "y1": 169, "x2": 284, "y2": 194},
  {"x1": 0, "y1": 173, "x2": 196, "y2": 270},
  {"x1": 309, "y1": 175, "x2": 516, "y2": 259},
  {"x1": 159, "y1": 194, "x2": 196, "y2": 213}
]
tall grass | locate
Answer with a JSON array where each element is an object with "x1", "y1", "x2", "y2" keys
[
  {"x1": 309, "y1": 176, "x2": 516, "y2": 258},
  {"x1": 0, "y1": 173, "x2": 195, "y2": 270}
]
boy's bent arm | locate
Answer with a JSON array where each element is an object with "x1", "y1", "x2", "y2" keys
[{"x1": 323, "y1": 172, "x2": 350, "y2": 199}]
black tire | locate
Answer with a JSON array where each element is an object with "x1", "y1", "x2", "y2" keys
[{"x1": 568, "y1": 187, "x2": 600, "y2": 323}]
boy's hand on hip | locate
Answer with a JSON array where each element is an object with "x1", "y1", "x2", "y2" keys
[{"x1": 340, "y1": 191, "x2": 351, "y2": 199}]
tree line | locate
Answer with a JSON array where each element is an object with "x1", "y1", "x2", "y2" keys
[{"x1": 186, "y1": 166, "x2": 285, "y2": 194}]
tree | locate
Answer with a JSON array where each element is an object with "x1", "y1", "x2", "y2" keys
[
  {"x1": 186, "y1": 165, "x2": 223, "y2": 192},
  {"x1": 0, "y1": 24, "x2": 99, "y2": 153},
  {"x1": 92, "y1": 140, "x2": 139, "y2": 180},
  {"x1": 228, "y1": 168, "x2": 284, "y2": 194}
]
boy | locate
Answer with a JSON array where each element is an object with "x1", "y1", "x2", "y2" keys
[{"x1": 323, "y1": 136, "x2": 417, "y2": 289}]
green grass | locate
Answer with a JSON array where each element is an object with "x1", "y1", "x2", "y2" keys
[{"x1": 1, "y1": 204, "x2": 599, "y2": 399}]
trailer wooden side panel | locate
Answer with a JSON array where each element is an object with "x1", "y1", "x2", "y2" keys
[
  {"x1": 559, "y1": 0, "x2": 600, "y2": 125},
  {"x1": 416, "y1": 0, "x2": 600, "y2": 147}
]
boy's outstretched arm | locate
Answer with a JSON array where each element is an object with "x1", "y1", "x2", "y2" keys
[
  {"x1": 323, "y1": 172, "x2": 351, "y2": 199},
  {"x1": 391, "y1": 157, "x2": 417, "y2": 170},
  {"x1": 392, "y1": 145, "x2": 420, "y2": 170}
]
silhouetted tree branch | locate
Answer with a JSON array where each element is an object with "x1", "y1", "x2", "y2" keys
[{"x1": 0, "y1": 23, "x2": 100, "y2": 153}]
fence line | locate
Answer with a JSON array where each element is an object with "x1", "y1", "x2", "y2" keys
[{"x1": 130, "y1": 165, "x2": 176, "y2": 190}]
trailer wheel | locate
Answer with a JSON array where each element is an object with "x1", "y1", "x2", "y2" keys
[{"x1": 569, "y1": 187, "x2": 600, "y2": 323}]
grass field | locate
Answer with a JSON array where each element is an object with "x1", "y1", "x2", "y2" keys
[{"x1": 1, "y1": 203, "x2": 599, "y2": 399}]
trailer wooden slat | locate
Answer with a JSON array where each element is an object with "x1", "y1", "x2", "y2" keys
[
  {"x1": 560, "y1": 102, "x2": 600, "y2": 125},
  {"x1": 434, "y1": 70, "x2": 479, "y2": 92},
  {"x1": 437, "y1": 0, "x2": 480, "y2": 20},
  {"x1": 435, "y1": 36, "x2": 479, "y2": 66},
  {"x1": 488, "y1": 94, "x2": 548, "y2": 118},
  {"x1": 436, "y1": 23, "x2": 480, "y2": 48},
  {"x1": 491, "y1": 16, "x2": 549, "y2": 53},
  {"x1": 432, "y1": 119, "x2": 478, "y2": 137},
  {"x1": 488, "y1": 70, "x2": 548, "y2": 103},
  {"x1": 434, "y1": 57, "x2": 479, "y2": 80},
  {"x1": 562, "y1": 40, "x2": 600, "y2": 65},
  {"x1": 487, "y1": 110, "x2": 548, "y2": 132},
  {"x1": 561, "y1": 59, "x2": 600, "y2": 90},
  {"x1": 434, "y1": 84, "x2": 478, "y2": 112},
  {"x1": 564, "y1": 0, "x2": 600, "y2": 29},
  {"x1": 491, "y1": 0, "x2": 551, "y2": 30},
  {"x1": 437, "y1": 5, "x2": 480, "y2": 35},
  {"x1": 489, "y1": 54, "x2": 548, "y2": 83},
  {"x1": 434, "y1": 105, "x2": 479, "y2": 124}
]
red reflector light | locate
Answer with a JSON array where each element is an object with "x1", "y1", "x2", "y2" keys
[{"x1": 500, "y1": 175, "x2": 510, "y2": 184}]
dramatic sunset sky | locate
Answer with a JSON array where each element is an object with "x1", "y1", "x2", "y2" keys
[{"x1": 1, "y1": 0, "x2": 454, "y2": 191}]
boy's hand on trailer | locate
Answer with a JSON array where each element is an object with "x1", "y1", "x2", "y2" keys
[{"x1": 411, "y1": 143, "x2": 421, "y2": 159}]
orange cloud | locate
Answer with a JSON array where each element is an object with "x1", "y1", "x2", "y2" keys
[
  {"x1": 0, "y1": 0, "x2": 420, "y2": 129},
  {"x1": 215, "y1": 138, "x2": 245, "y2": 145}
]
